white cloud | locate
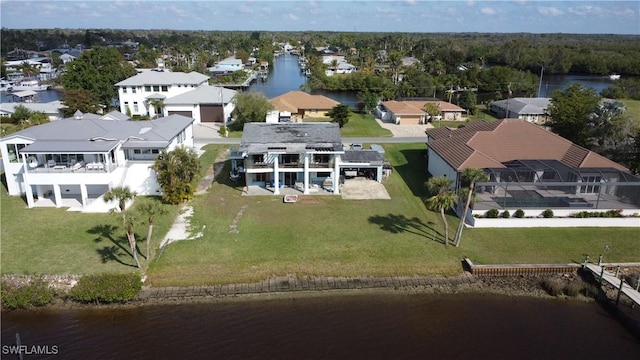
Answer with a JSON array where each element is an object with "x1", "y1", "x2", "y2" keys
[
  {"x1": 480, "y1": 7, "x2": 498, "y2": 15},
  {"x1": 537, "y1": 6, "x2": 563, "y2": 17},
  {"x1": 568, "y1": 5, "x2": 605, "y2": 17},
  {"x1": 287, "y1": 13, "x2": 299, "y2": 21}
]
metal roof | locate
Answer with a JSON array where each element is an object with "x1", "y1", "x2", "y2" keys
[
  {"x1": 115, "y1": 70, "x2": 209, "y2": 86},
  {"x1": 239, "y1": 123, "x2": 343, "y2": 153}
]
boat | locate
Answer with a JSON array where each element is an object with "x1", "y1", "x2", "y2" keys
[
  {"x1": 0, "y1": 79, "x2": 15, "y2": 92},
  {"x1": 12, "y1": 80, "x2": 52, "y2": 91},
  {"x1": 609, "y1": 74, "x2": 621, "y2": 80}
]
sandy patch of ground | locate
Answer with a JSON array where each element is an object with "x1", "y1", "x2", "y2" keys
[{"x1": 341, "y1": 178, "x2": 391, "y2": 200}]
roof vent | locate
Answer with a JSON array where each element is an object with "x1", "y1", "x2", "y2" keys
[{"x1": 73, "y1": 110, "x2": 84, "y2": 120}]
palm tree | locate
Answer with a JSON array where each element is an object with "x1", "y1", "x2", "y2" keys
[
  {"x1": 425, "y1": 177, "x2": 457, "y2": 247},
  {"x1": 103, "y1": 186, "x2": 137, "y2": 212},
  {"x1": 122, "y1": 211, "x2": 141, "y2": 268},
  {"x1": 453, "y1": 168, "x2": 489, "y2": 247},
  {"x1": 134, "y1": 197, "x2": 167, "y2": 260}
]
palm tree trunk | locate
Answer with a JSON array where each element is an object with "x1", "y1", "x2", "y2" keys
[
  {"x1": 127, "y1": 230, "x2": 141, "y2": 268},
  {"x1": 146, "y1": 222, "x2": 154, "y2": 260},
  {"x1": 440, "y1": 208, "x2": 449, "y2": 247},
  {"x1": 454, "y1": 183, "x2": 474, "y2": 247}
]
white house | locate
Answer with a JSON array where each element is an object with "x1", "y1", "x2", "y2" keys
[
  {"x1": 115, "y1": 69, "x2": 237, "y2": 123},
  {"x1": 231, "y1": 123, "x2": 384, "y2": 195},
  {"x1": 115, "y1": 69, "x2": 210, "y2": 119},
  {"x1": 0, "y1": 100, "x2": 66, "y2": 122},
  {"x1": 490, "y1": 97, "x2": 551, "y2": 123},
  {"x1": 0, "y1": 111, "x2": 194, "y2": 212},
  {"x1": 208, "y1": 57, "x2": 244, "y2": 74}
]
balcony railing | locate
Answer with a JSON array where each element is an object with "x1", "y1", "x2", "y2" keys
[{"x1": 26, "y1": 162, "x2": 117, "y2": 174}]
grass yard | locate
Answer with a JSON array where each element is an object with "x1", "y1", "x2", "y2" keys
[
  {"x1": 146, "y1": 143, "x2": 640, "y2": 287},
  {"x1": 0, "y1": 189, "x2": 179, "y2": 275},
  {"x1": 621, "y1": 99, "x2": 640, "y2": 125}
]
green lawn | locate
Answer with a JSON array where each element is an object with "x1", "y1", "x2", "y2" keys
[
  {"x1": 2, "y1": 142, "x2": 638, "y2": 284},
  {"x1": 0, "y1": 190, "x2": 179, "y2": 275},
  {"x1": 621, "y1": 99, "x2": 640, "y2": 125},
  {"x1": 144, "y1": 143, "x2": 640, "y2": 287}
]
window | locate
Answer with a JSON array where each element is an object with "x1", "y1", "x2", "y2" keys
[
  {"x1": 145, "y1": 85, "x2": 151, "y2": 92},
  {"x1": 161, "y1": 85, "x2": 168, "y2": 92},
  {"x1": 133, "y1": 102, "x2": 139, "y2": 113},
  {"x1": 578, "y1": 176, "x2": 601, "y2": 194},
  {"x1": 132, "y1": 87, "x2": 137, "y2": 94},
  {"x1": 153, "y1": 85, "x2": 160, "y2": 92},
  {"x1": 252, "y1": 154, "x2": 264, "y2": 163},
  {"x1": 317, "y1": 172, "x2": 331, "y2": 177},
  {"x1": 253, "y1": 173, "x2": 270, "y2": 182},
  {"x1": 6, "y1": 143, "x2": 27, "y2": 163},
  {"x1": 314, "y1": 154, "x2": 330, "y2": 163},
  {"x1": 122, "y1": 87, "x2": 127, "y2": 93},
  {"x1": 281, "y1": 154, "x2": 299, "y2": 164},
  {"x1": 124, "y1": 102, "x2": 129, "y2": 113},
  {"x1": 177, "y1": 130, "x2": 186, "y2": 143}
]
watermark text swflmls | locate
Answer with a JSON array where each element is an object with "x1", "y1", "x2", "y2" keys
[{"x1": 2, "y1": 344, "x2": 59, "y2": 356}]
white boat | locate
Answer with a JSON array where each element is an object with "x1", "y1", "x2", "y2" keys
[
  {"x1": 609, "y1": 74, "x2": 621, "y2": 80},
  {"x1": 0, "y1": 79, "x2": 15, "y2": 92},
  {"x1": 12, "y1": 80, "x2": 51, "y2": 91}
]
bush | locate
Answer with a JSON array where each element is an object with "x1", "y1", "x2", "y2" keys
[
  {"x1": 1, "y1": 276, "x2": 55, "y2": 310},
  {"x1": 542, "y1": 209, "x2": 554, "y2": 218},
  {"x1": 69, "y1": 273, "x2": 142, "y2": 304},
  {"x1": 541, "y1": 278, "x2": 565, "y2": 296},
  {"x1": 501, "y1": 210, "x2": 510, "y2": 218},
  {"x1": 485, "y1": 209, "x2": 499, "y2": 218},
  {"x1": 564, "y1": 281, "x2": 584, "y2": 297},
  {"x1": 514, "y1": 209, "x2": 525, "y2": 218},
  {"x1": 571, "y1": 209, "x2": 624, "y2": 218}
]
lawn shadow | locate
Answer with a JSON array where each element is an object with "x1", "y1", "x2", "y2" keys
[
  {"x1": 88, "y1": 224, "x2": 137, "y2": 268},
  {"x1": 214, "y1": 159, "x2": 246, "y2": 193},
  {"x1": 369, "y1": 213, "x2": 445, "y2": 245},
  {"x1": 394, "y1": 149, "x2": 430, "y2": 198}
]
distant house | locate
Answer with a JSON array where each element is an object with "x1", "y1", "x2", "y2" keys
[
  {"x1": 425, "y1": 119, "x2": 640, "y2": 222},
  {"x1": 270, "y1": 91, "x2": 340, "y2": 121},
  {"x1": 0, "y1": 111, "x2": 194, "y2": 211},
  {"x1": 490, "y1": 97, "x2": 551, "y2": 123},
  {"x1": 116, "y1": 69, "x2": 236, "y2": 123},
  {"x1": 0, "y1": 100, "x2": 66, "y2": 122},
  {"x1": 208, "y1": 57, "x2": 244, "y2": 75},
  {"x1": 378, "y1": 100, "x2": 465, "y2": 125}
]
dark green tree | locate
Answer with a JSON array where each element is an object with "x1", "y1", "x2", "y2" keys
[
  {"x1": 61, "y1": 88, "x2": 101, "y2": 117},
  {"x1": 425, "y1": 176, "x2": 457, "y2": 247},
  {"x1": 229, "y1": 92, "x2": 274, "y2": 131},
  {"x1": 327, "y1": 104, "x2": 350, "y2": 128},
  {"x1": 458, "y1": 90, "x2": 477, "y2": 115},
  {"x1": 62, "y1": 47, "x2": 137, "y2": 109},
  {"x1": 151, "y1": 147, "x2": 201, "y2": 205},
  {"x1": 546, "y1": 83, "x2": 600, "y2": 148}
]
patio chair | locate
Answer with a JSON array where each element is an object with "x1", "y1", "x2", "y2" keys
[{"x1": 47, "y1": 160, "x2": 56, "y2": 168}]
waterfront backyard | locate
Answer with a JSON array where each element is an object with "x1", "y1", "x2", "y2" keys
[{"x1": 1, "y1": 143, "x2": 639, "y2": 285}]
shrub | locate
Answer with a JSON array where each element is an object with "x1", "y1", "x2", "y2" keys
[
  {"x1": 69, "y1": 273, "x2": 142, "y2": 304},
  {"x1": 485, "y1": 209, "x2": 499, "y2": 218},
  {"x1": 514, "y1": 209, "x2": 525, "y2": 218},
  {"x1": 1, "y1": 276, "x2": 55, "y2": 310},
  {"x1": 501, "y1": 210, "x2": 511, "y2": 218},
  {"x1": 564, "y1": 281, "x2": 583, "y2": 297},
  {"x1": 541, "y1": 278, "x2": 564, "y2": 296},
  {"x1": 542, "y1": 209, "x2": 554, "y2": 218}
]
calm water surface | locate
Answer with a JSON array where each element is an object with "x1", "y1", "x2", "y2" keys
[{"x1": 2, "y1": 293, "x2": 639, "y2": 359}]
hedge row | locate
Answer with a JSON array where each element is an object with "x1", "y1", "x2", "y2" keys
[{"x1": 69, "y1": 273, "x2": 142, "y2": 304}]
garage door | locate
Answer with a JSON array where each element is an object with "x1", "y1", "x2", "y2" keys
[
  {"x1": 168, "y1": 111, "x2": 192, "y2": 118},
  {"x1": 200, "y1": 104, "x2": 224, "y2": 123},
  {"x1": 400, "y1": 115, "x2": 421, "y2": 125}
]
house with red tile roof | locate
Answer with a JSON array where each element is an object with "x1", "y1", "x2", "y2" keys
[
  {"x1": 270, "y1": 91, "x2": 340, "y2": 122},
  {"x1": 379, "y1": 100, "x2": 465, "y2": 125},
  {"x1": 426, "y1": 119, "x2": 640, "y2": 220}
]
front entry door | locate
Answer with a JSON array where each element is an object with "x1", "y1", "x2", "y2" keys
[{"x1": 283, "y1": 172, "x2": 297, "y2": 186}]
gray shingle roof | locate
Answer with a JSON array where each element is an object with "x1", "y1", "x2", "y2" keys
[
  {"x1": 240, "y1": 123, "x2": 343, "y2": 153},
  {"x1": 164, "y1": 85, "x2": 237, "y2": 105},
  {"x1": 115, "y1": 70, "x2": 210, "y2": 86},
  {"x1": 6, "y1": 113, "x2": 193, "y2": 154}
]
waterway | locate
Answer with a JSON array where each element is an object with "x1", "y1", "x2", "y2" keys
[{"x1": 2, "y1": 292, "x2": 639, "y2": 359}]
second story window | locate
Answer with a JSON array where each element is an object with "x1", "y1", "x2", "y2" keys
[
  {"x1": 252, "y1": 154, "x2": 264, "y2": 164},
  {"x1": 153, "y1": 85, "x2": 160, "y2": 92},
  {"x1": 122, "y1": 87, "x2": 127, "y2": 93},
  {"x1": 132, "y1": 87, "x2": 137, "y2": 94},
  {"x1": 161, "y1": 85, "x2": 168, "y2": 92},
  {"x1": 145, "y1": 85, "x2": 151, "y2": 92}
]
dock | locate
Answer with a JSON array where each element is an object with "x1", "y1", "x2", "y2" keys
[{"x1": 584, "y1": 262, "x2": 640, "y2": 307}]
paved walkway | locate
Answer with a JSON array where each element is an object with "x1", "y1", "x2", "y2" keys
[{"x1": 137, "y1": 273, "x2": 477, "y2": 300}]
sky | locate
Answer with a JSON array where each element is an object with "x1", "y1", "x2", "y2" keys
[{"x1": 1, "y1": 0, "x2": 638, "y2": 34}]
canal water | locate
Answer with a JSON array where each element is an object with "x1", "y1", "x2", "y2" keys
[{"x1": 2, "y1": 292, "x2": 639, "y2": 359}]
